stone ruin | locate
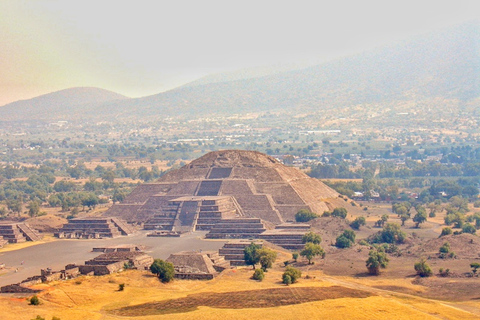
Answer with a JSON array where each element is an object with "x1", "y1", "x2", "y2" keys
[
  {"x1": 166, "y1": 251, "x2": 230, "y2": 280},
  {"x1": 106, "y1": 150, "x2": 339, "y2": 240},
  {"x1": 1, "y1": 250, "x2": 154, "y2": 293},
  {"x1": 77, "y1": 251, "x2": 153, "y2": 275},
  {"x1": 55, "y1": 217, "x2": 135, "y2": 239},
  {"x1": 0, "y1": 222, "x2": 42, "y2": 243}
]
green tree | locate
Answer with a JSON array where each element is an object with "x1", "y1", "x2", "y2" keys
[
  {"x1": 292, "y1": 252, "x2": 298, "y2": 262},
  {"x1": 302, "y1": 232, "x2": 322, "y2": 244},
  {"x1": 295, "y1": 209, "x2": 318, "y2": 222},
  {"x1": 350, "y1": 216, "x2": 366, "y2": 230},
  {"x1": 413, "y1": 209, "x2": 427, "y2": 228},
  {"x1": 400, "y1": 213, "x2": 409, "y2": 226},
  {"x1": 244, "y1": 242, "x2": 261, "y2": 269},
  {"x1": 371, "y1": 223, "x2": 406, "y2": 244},
  {"x1": 257, "y1": 247, "x2": 277, "y2": 271},
  {"x1": 462, "y1": 223, "x2": 476, "y2": 234},
  {"x1": 282, "y1": 266, "x2": 301, "y2": 285},
  {"x1": 335, "y1": 229, "x2": 356, "y2": 248},
  {"x1": 366, "y1": 248, "x2": 389, "y2": 275},
  {"x1": 414, "y1": 259, "x2": 432, "y2": 277},
  {"x1": 300, "y1": 242, "x2": 325, "y2": 264},
  {"x1": 150, "y1": 259, "x2": 175, "y2": 283},
  {"x1": 27, "y1": 200, "x2": 41, "y2": 218},
  {"x1": 332, "y1": 207, "x2": 348, "y2": 219}
]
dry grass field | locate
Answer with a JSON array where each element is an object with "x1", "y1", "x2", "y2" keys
[{"x1": 1, "y1": 259, "x2": 480, "y2": 320}]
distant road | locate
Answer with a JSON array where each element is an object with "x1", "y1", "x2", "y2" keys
[{"x1": 0, "y1": 231, "x2": 226, "y2": 287}]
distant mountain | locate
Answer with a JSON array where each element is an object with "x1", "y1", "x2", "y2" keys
[
  {"x1": 106, "y1": 21, "x2": 478, "y2": 119},
  {"x1": 0, "y1": 87, "x2": 128, "y2": 121},
  {"x1": 0, "y1": 22, "x2": 478, "y2": 123}
]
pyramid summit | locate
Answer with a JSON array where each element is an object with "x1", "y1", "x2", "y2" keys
[{"x1": 106, "y1": 150, "x2": 339, "y2": 230}]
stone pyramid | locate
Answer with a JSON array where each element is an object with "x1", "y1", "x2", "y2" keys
[{"x1": 106, "y1": 150, "x2": 339, "y2": 230}]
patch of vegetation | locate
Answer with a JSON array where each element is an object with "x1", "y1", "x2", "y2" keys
[
  {"x1": 300, "y1": 242, "x2": 325, "y2": 264},
  {"x1": 370, "y1": 223, "x2": 406, "y2": 244},
  {"x1": 335, "y1": 230, "x2": 356, "y2": 249},
  {"x1": 150, "y1": 259, "x2": 175, "y2": 283},
  {"x1": 29, "y1": 295, "x2": 40, "y2": 305},
  {"x1": 252, "y1": 269, "x2": 264, "y2": 281},
  {"x1": 350, "y1": 216, "x2": 366, "y2": 230},
  {"x1": 295, "y1": 209, "x2": 318, "y2": 222},
  {"x1": 414, "y1": 259, "x2": 433, "y2": 277},
  {"x1": 302, "y1": 231, "x2": 322, "y2": 244},
  {"x1": 366, "y1": 247, "x2": 389, "y2": 275},
  {"x1": 438, "y1": 242, "x2": 455, "y2": 259},
  {"x1": 282, "y1": 267, "x2": 302, "y2": 285}
]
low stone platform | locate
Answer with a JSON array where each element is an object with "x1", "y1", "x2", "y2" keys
[
  {"x1": 0, "y1": 223, "x2": 42, "y2": 243},
  {"x1": 55, "y1": 217, "x2": 133, "y2": 239}
]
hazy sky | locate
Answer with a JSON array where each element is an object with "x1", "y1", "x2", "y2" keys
[{"x1": 0, "y1": 0, "x2": 479, "y2": 106}]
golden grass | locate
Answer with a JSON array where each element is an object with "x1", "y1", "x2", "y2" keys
[{"x1": 0, "y1": 267, "x2": 478, "y2": 320}]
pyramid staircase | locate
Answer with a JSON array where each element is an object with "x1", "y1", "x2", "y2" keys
[
  {"x1": 17, "y1": 223, "x2": 42, "y2": 241},
  {"x1": 205, "y1": 218, "x2": 266, "y2": 239}
]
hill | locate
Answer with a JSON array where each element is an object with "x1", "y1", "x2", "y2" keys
[
  {"x1": 108, "y1": 21, "x2": 479, "y2": 120},
  {"x1": 0, "y1": 87, "x2": 128, "y2": 121},
  {"x1": 0, "y1": 22, "x2": 478, "y2": 123}
]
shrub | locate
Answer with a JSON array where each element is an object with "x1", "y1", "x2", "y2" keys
[
  {"x1": 292, "y1": 252, "x2": 298, "y2": 262},
  {"x1": 30, "y1": 295, "x2": 40, "y2": 305},
  {"x1": 462, "y1": 223, "x2": 476, "y2": 235},
  {"x1": 322, "y1": 211, "x2": 332, "y2": 217},
  {"x1": 295, "y1": 209, "x2": 318, "y2": 222},
  {"x1": 414, "y1": 259, "x2": 432, "y2": 277},
  {"x1": 335, "y1": 230, "x2": 356, "y2": 248},
  {"x1": 335, "y1": 235, "x2": 353, "y2": 248},
  {"x1": 252, "y1": 269, "x2": 265, "y2": 281},
  {"x1": 474, "y1": 201, "x2": 480, "y2": 208},
  {"x1": 440, "y1": 227, "x2": 452, "y2": 237},
  {"x1": 439, "y1": 268, "x2": 450, "y2": 277},
  {"x1": 282, "y1": 266, "x2": 301, "y2": 285},
  {"x1": 302, "y1": 232, "x2": 322, "y2": 244},
  {"x1": 350, "y1": 216, "x2": 366, "y2": 230},
  {"x1": 332, "y1": 207, "x2": 348, "y2": 219},
  {"x1": 370, "y1": 223, "x2": 406, "y2": 244},
  {"x1": 150, "y1": 259, "x2": 175, "y2": 283},
  {"x1": 471, "y1": 262, "x2": 480, "y2": 275},
  {"x1": 438, "y1": 242, "x2": 455, "y2": 259},
  {"x1": 118, "y1": 283, "x2": 125, "y2": 291},
  {"x1": 366, "y1": 248, "x2": 389, "y2": 275}
]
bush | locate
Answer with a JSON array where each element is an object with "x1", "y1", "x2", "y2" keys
[
  {"x1": 150, "y1": 259, "x2": 175, "y2": 283},
  {"x1": 282, "y1": 266, "x2": 301, "y2": 285},
  {"x1": 295, "y1": 209, "x2": 318, "y2": 222},
  {"x1": 414, "y1": 259, "x2": 432, "y2": 277},
  {"x1": 439, "y1": 268, "x2": 450, "y2": 277},
  {"x1": 438, "y1": 242, "x2": 455, "y2": 259},
  {"x1": 252, "y1": 269, "x2": 265, "y2": 281},
  {"x1": 440, "y1": 227, "x2": 452, "y2": 237},
  {"x1": 370, "y1": 223, "x2": 406, "y2": 244},
  {"x1": 30, "y1": 295, "x2": 40, "y2": 305},
  {"x1": 462, "y1": 223, "x2": 476, "y2": 235},
  {"x1": 292, "y1": 252, "x2": 298, "y2": 262},
  {"x1": 335, "y1": 230, "x2": 356, "y2": 248},
  {"x1": 335, "y1": 235, "x2": 353, "y2": 248},
  {"x1": 118, "y1": 283, "x2": 125, "y2": 291},
  {"x1": 474, "y1": 201, "x2": 480, "y2": 208},
  {"x1": 350, "y1": 216, "x2": 366, "y2": 230},
  {"x1": 366, "y1": 248, "x2": 389, "y2": 275},
  {"x1": 332, "y1": 207, "x2": 348, "y2": 219}
]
